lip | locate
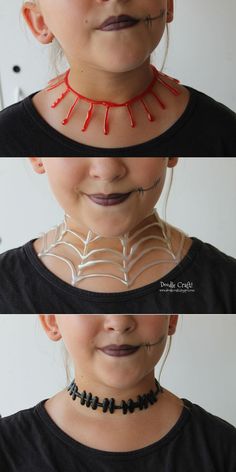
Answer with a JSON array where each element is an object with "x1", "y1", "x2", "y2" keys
[
  {"x1": 99, "y1": 15, "x2": 140, "y2": 32},
  {"x1": 86, "y1": 192, "x2": 132, "y2": 207},
  {"x1": 99, "y1": 344, "x2": 140, "y2": 357}
]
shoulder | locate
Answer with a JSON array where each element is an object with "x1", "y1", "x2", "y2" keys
[
  {"x1": 184, "y1": 86, "x2": 236, "y2": 155},
  {"x1": 187, "y1": 86, "x2": 236, "y2": 122},
  {"x1": 0, "y1": 405, "x2": 38, "y2": 447},
  {"x1": 0, "y1": 405, "x2": 42, "y2": 469},
  {"x1": 0, "y1": 99, "x2": 28, "y2": 129},
  {"x1": 0, "y1": 406, "x2": 35, "y2": 431},
  {"x1": 0, "y1": 96, "x2": 37, "y2": 156},
  {"x1": 187, "y1": 400, "x2": 236, "y2": 442},
  {"x1": 0, "y1": 243, "x2": 35, "y2": 314},
  {"x1": 192, "y1": 238, "x2": 236, "y2": 268},
  {"x1": 0, "y1": 243, "x2": 29, "y2": 269},
  {"x1": 182, "y1": 400, "x2": 236, "y2": 470}
]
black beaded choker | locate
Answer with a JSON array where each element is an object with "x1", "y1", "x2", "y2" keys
[{"x1": 68, "y1": 379, "x2": 163, "y2": 415}]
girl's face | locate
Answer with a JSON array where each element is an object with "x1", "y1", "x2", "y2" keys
[
  {"x1": 24, "y1": 0, "x2": 173, "y2": 73},
  {"x1": 41, "y1": 315, "x2": 178, "y2": 394},
  {"x1": 30, "y1": 157, "x2": 178, "y2": 237}
]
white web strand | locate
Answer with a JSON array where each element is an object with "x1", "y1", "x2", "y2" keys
[{"x1": 38, "y1": 210, "x2": 187, "y2": 288}]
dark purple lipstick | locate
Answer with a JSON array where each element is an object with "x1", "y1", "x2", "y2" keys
[
  {"x1": 99, "y1": 344, "x2": 140, "y2": 357},
  {"x1": 86, "y1": 192, "x2": 131, "y2": 207},
  {"x1": 99, "y1": 15, "x2": 139, "y2": 32}
]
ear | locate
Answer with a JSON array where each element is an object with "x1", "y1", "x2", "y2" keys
[
  {"x1": 167, "y1": 157, "x2": 179, "y2": 169},
  {"x1": 29, "y1": 158, "x2": 46, "y2": 174},
  {"x1": 168, "y1": 315, "x2": 178, "y2": 335},
  {"x1": 22, "y1": 2, "x2": 54, "y2": 44},
  {"x1": 39, "y1": 315, "x2": 62, "y2": 342},
  {"x1": 166, "y1": 0, "x2": 174, "y2": 23}
]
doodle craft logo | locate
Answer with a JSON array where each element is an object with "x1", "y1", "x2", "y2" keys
[{"x1": 159, "y1": 281, "x2": 195, "y2": 294}]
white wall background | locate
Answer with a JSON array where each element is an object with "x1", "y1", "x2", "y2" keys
[
  {"x1": 0, "y1": 158, "x2": 235, "y2": 257},
  {"x1": 0, "y1": 0, "x2": 235, "y2": 109},
  {"x1": 0, "y1": 315, "x2": 235, "y2": 428}
]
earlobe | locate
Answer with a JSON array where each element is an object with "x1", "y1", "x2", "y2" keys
[
  {"x1": 167, "y1": 157, "x2": 179, "y2": 169},
  {"x1": 166, "y1": 0, "x2": 174, "y2": 23},
  {"x1": 29, "y1": 158, "x2": 46, "y2": 174},
  {"x1": 168, "y1": 315, "x2": 178, "y2": 335},
  {"x1": 22, "y1": 2, "x2": 54, "y2": 44},
  {"x1": 39, "y1": 315, "x2": 62, "y2": 342}
]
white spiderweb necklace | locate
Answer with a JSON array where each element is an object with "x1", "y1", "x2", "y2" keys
[{"x1": 38, "y1": 210, "x2": 186, "y2": 289}]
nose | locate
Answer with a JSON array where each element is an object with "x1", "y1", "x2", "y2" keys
[
  {"x1": 104, "y1": 315, "x2": 136, "y2": 334},
  {"x1": 89, "y1": 158, "x2": 127, "y2": 183}
]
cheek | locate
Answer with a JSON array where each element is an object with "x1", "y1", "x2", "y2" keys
[
  {"x1": 57, "y1": 316, "x2": 99, "y2": 358},
  {"x1": 139, "y1": 315, "x2": 169, "y2": 340},
  {"x1": 133, "y1": 159, "x2": 166, "y2": 182},
  {"x1": 131, "y1": 159, "x2": 167, "y2": 198},
  {"x1": 45, "y1": 160, "x2": 85, "y2": 202},
  {"x1": 42, "y1": 1, "x2": 86, "y2": 35}
]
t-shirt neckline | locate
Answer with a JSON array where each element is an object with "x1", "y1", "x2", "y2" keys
[{"x1": 35, "y1": 398, "x2": 192, "y2": 459}]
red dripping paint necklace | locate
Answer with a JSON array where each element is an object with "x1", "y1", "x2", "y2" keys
[{"x1": 46, "y1": 65, "x2": 180, "y2": 135}]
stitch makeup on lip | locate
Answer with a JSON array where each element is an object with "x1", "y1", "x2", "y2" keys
[{"x1": 78, "y1": 176, "x2": 162, "y2": 199}]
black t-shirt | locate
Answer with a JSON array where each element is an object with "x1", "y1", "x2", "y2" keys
[
  {"x1": 0, "y1": 238, "x2": 236, "y2": 314},
  {"x1": 0, "y1": 87, "x2": 235, "y2": 157},
  {"x1": 0, "y1": 399, "x2": 235, "y2": 471}
]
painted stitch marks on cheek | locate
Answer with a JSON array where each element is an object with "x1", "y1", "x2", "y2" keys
[
  {"x1": 144, "y1": 8, "x2": 166, "y2": 28},
  {"x1": 136, "y1": 176, "x2": 161, "y2": 197},
  {"x1": 142, "y1": 334, "x2": 166, "y2": 352}
]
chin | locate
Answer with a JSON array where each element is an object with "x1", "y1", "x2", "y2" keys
[
  {"x1": 98, "y1": 48, "x2": 151, "y2": 74},
  {"x1": 101, "y1": 59, "x2": 149, "y2": 75}
]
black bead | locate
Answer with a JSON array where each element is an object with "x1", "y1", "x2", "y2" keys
[
  {"x1": 121, "y1": 400, "x2": 128, "y2": 415},
  {"x1": 142, "y1": 394, "x2": 149, "y2": 409},
  {"x1": 102, "y1": 398, "x2": 109, "y2": 413},
  {"x1": 68, "y1": 381, "x2": 75, "y2": 395},
  {"x1": 127, "y1": 399, "x2": 135, "y2": 413},
  {"x1": 70, "y1": 383, "x2": 78, "y2": 401},
  {"x1": 137, "y1": 395, "x2": 144, "y2": 410},
  {"x1": 147, "y1": 390, "x2": 155, "y2": 405},
  {"x1": 91, "y1": 396, "x2": 99, "y2": 410},
  {"x1": 109, "y1": 398, "x2": 115, "y2": 414},
  {"x1": 80, "y1": 390, "x2": 87, "y2": 405},
  {"x1": 86, "y1": 392, "x2": 92, "y2": 407}
]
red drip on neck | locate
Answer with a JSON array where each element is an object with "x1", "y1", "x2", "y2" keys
[{"x1": 82, "y1": 103, "x2": 94, "y2": 132}]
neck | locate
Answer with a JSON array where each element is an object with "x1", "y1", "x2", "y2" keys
[{"x1": 68, "y1": 60, "x2": 153, "y2": 102}]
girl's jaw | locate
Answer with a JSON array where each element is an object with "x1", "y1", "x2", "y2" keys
[
  {"x1": 40, "y1": 157, "x2": 170, "y2": 238},
  {"x1": 30, "y1": 157, "x2": 178, "y2": 238},
  {"x1": 41, "y1": 315, "x2": 178, "y2": 397},
  {"x1": 24, "y1": 1, "x2": 172, "y2": 74}
]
